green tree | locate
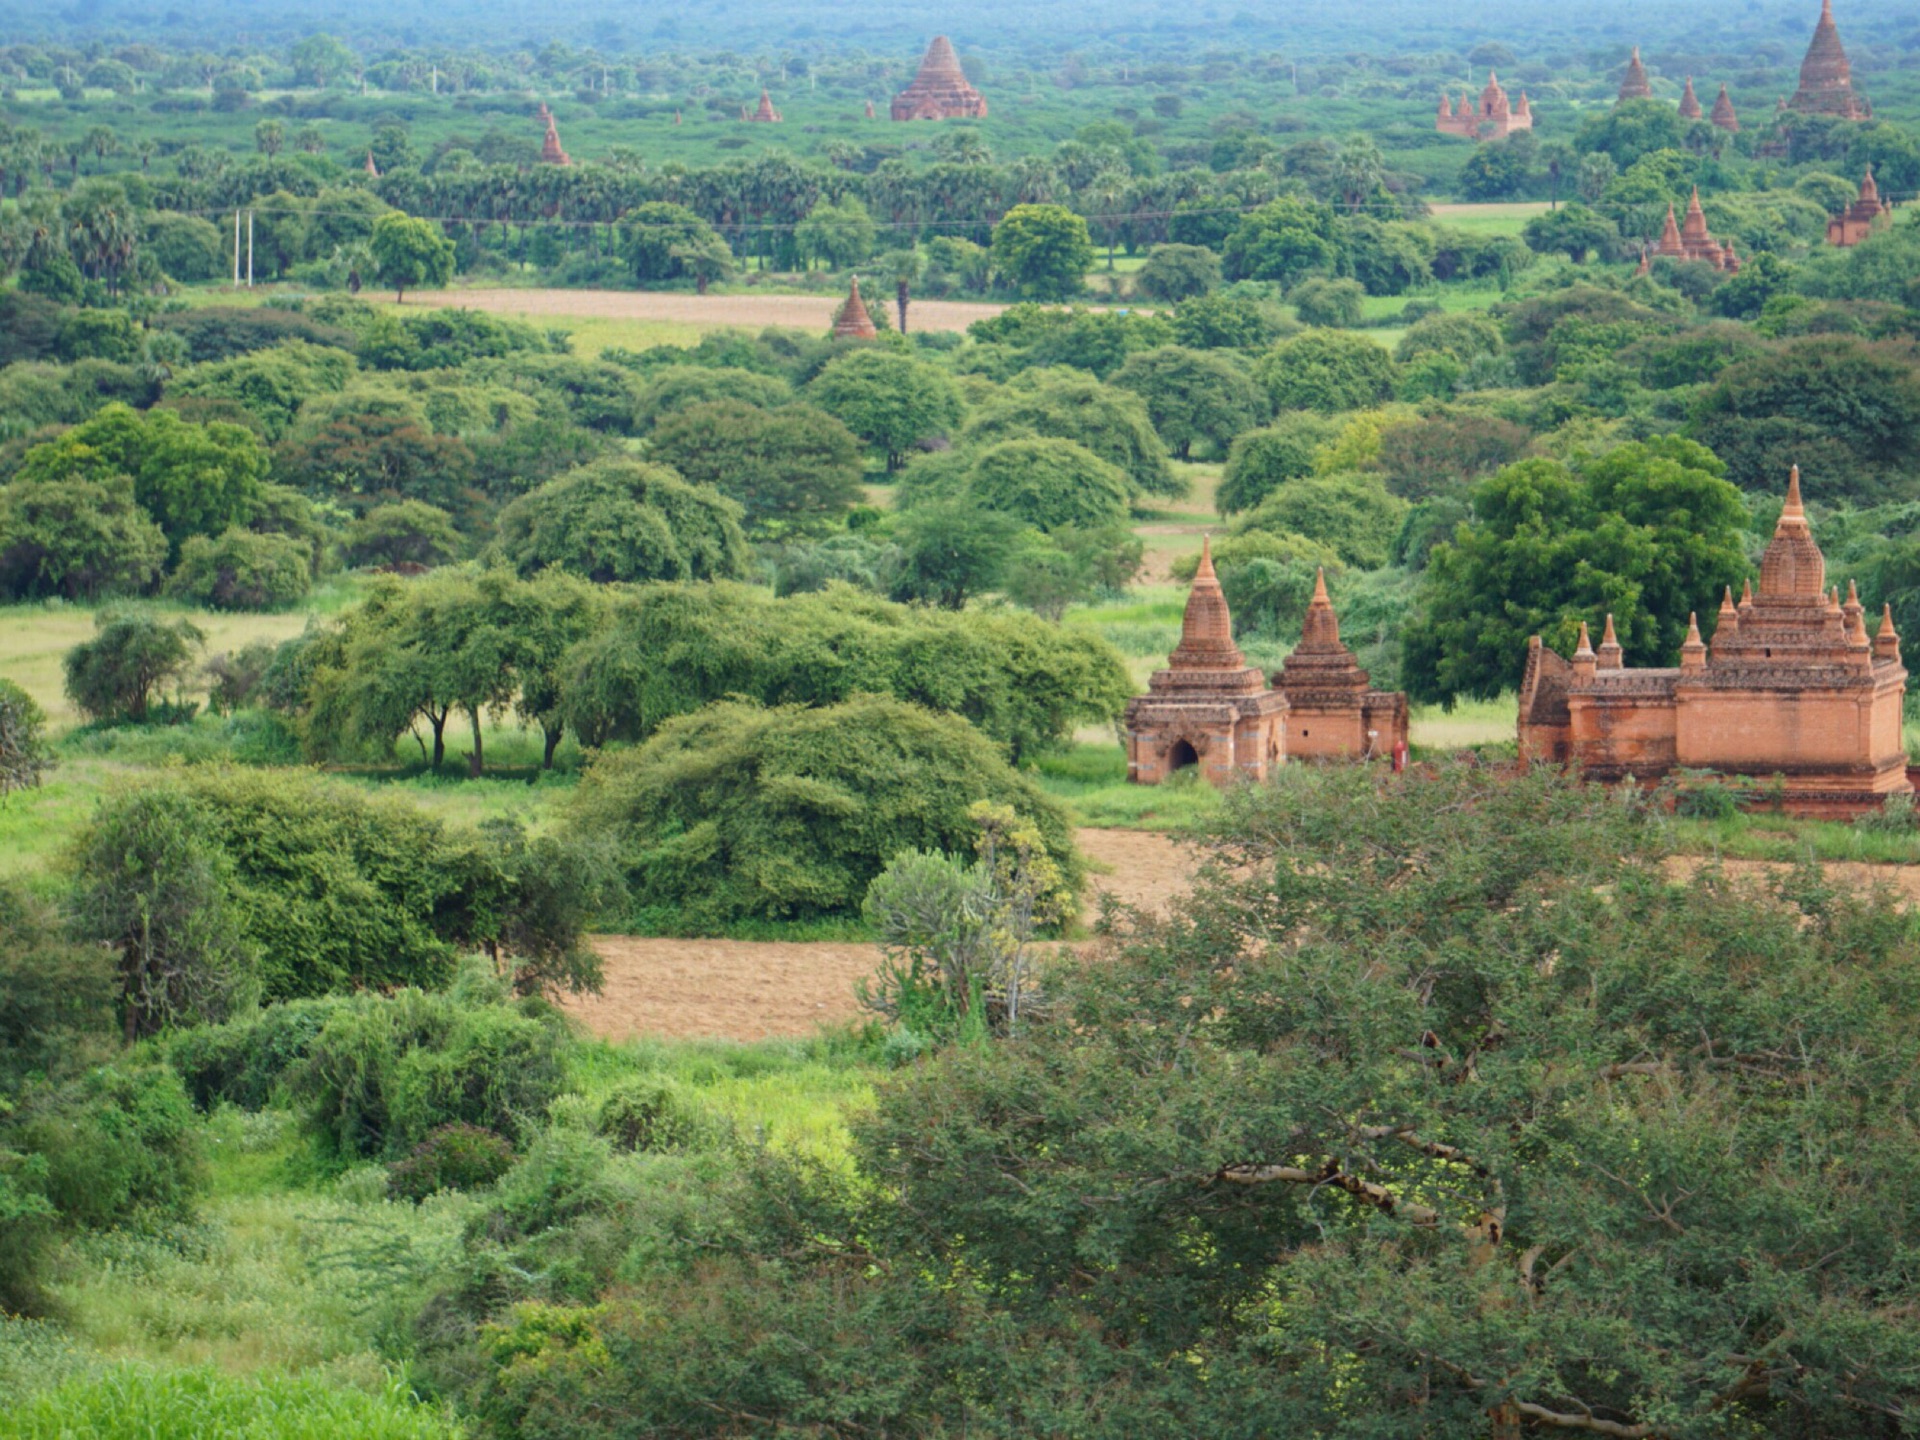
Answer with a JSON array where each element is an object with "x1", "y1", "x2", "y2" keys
[
  {"x1": 1689, "y1": 337, "x2": 1920, "y2": 502},
  {"x1": 1221, "y1": 196, "x2": 1345, "y2": 286},
  {"x1": 0, "y1": 681, "x2": 51, "y2": 801},
  {"x1": 1521, "y1": 202, "x2": 1619, "y2": 264},
  {"x1": 16, "y1": 403, "x2": 268, "y2": 554},
  {"x1": 1403, "y1": 437, "x2": 1747, "y2": 703},
  {"x1": 793, "y1": 197, "x2": 877, "y2": 270},
  {"x1": 1111, "y1": 345, "x2": 1264, "y2": 460},
  {"x1": 1234, "y1": 471, "x2": 1410, "y2": 568},
  {"x1": 622, "y1": 202, "x2": 730, "y2": 288},
  {"x1": 63, "y1": 610, "x2": 203, "y2": 723},
  {"x1": 1134, "y1": 243, "x2": 1221, "y2": 302},
  {"x1": 167, "y1": 529, "x2": 313, "y2": 611},
  {"x1": 647, "y1": 401, "x2": 865, "y2": 534},
  {"x1": 1457, "y1": 142, "x2": 1531, "y2": 200},
  {"x1": 633, "y1": 365, "x2": 792, "y2": 430},
  {"x1": 888, "y1": 501, "x2": 1022, "y2": 610},
  {"x1": 965, "y1": 438, "x2": 1130, "y2": 532},
  {"x1": 1215, "y1": 414, "x2": 1342, "y2": 515},
  {"x1": 369, "y1": 212, "x2": 454, "y2": 303},
  {"x1": 0, "y1": 473, "x2": 167, "y2": 600},
  {"x1": 275, "y1": 410, "x2": 475, "y2": 515},
  {"x1": 566, "y1": 694, "x2": 1078, "y2": 928},
  {"x1": 962, "y1": 372, "x2": 1178, "y2": 499},
  {"x1": 990, "y1": 204, "x2": 1094, "y2": 302},
  {"x1": 805, "y1": 350, "x2": 964, "y2": 471},
  {"x1": 1254, "y1": 330, "x2": 1397, "y2": 413},
  {"x1": 492, "y1": 457, "x2": 751, "y2": 583},
  {"x1": 1577, "y1": 96, "x2": 1688, "y2": 171},
  {"x1": 344, "y1": 501, "x2": 462, "y2": 570},
  {"x1": 1287, "y1": 277, "x2": 1365, "y2": 328}
]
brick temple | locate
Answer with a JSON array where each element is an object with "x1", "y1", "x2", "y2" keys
[
  {"x1": 830, "y1": 276, "x2": 878, "y2": 340},
  {"x1": 1710, "y1": 84, "x2": 1740, "y2": 133},
  {"x1": 1827, "y1": 168, "x2": 1890, "y2": 246},
  {"x1": 745, "y1": 89, "x2": 781, "y2": 123},
  {"x1": 1789, "y1": 0, "x2": 1870, "y2": 119},
  {"x1": 1653, "y1": 188, "x2": 1739, "y2": 272},
  {"x1": 1435, "y1": 72, "x2": 1532, "y2": 140},
  {"x1": 891, "y1": 36, "x2": 988, "y2": 120},
  {"x1": 1518, "y1": 468, "x2": 1910, "y2": 817},
  {"x1": 1125, "y1": 546, "x2": 1406, "y2": 786},
  {"x1": 1616, "y1": 47, "x2": 1653, "y2": 103},
  {"x1": 1617, "y1": 49, "x2": 1739, "y2": 132}
]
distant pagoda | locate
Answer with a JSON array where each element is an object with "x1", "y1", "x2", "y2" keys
[
  {"x1": 1435, "y1": 71, "x2": 1533, "y2": 140},
  {"x1": 537, "y1": 104, "x2": 571, "y2": 166},
  {"x1": 1653, "y1": 187, "x2": 1740, "y2": 272},
  {"x1": 1789, "y1": 0, "x2": 1869, "y2": 119},
  {"x1": 1616, "y1": 46, "x2": 1653, "y2": 103},
  {"x1": 891, "y1": 36, "x2": 988, "y2": 120},
  {"x1": 831, "y1": 276, "x2": 878, "y2": 340},
  {"x1": 1827, "y1": 167, "x2": 1890, "y2": 247},
  {"x1": 1678, "y1": 75, "x2": 1703, "y2": 120},
  {"x1": 746, "y1": 88, "x2": 781, "y2": 122},
  {"x1": 1710, "y1": 83, "x2": 1740, "y2": 132}
]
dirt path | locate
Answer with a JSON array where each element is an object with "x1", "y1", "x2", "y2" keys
[
  {"x1": 385, "y1": 286, "x2": 1007, "y2": 334},
  {"x1": 563, "y1": 828, "x2": 1194, "y2": 1043}
]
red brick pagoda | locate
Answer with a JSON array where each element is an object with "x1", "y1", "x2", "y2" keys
[
  {"x1": 1617, "y1": 46, "x2": 1653, "y2": 103},
  {"x1": 1652, "y1": 188, "x2": 1739, "y2": 272},
  {"x1": 1272, "y1": 568, "x2": 1409, "y2": 762},
  {"x1": 1789, "y1": 0, "x2": 1870, "y2": 120},
  {"x1": 746, "y1": 89, "x2": 781, "y2": 123},
  {"x1": 1710, "y1": 84, "x2": 1740, "y2": 133},
  {"x1": 891, "y1": 37, "x2": 988, "y2": 121},
  {"x1": 830, "y1": 276, "x2": 878, "y2": 340},
  {"x1": 1678, "y1": 76, "x2": 1703, "y2": 120},
  {"x1": 537, "y1": 104, "x2": 571, "y2": 166}
]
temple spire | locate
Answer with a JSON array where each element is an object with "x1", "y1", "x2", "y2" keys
[
  {"x1": 1780, "y1": 464, "x2": 1805, "y2": 527},
  {"x1": 1681, "y1": 612, "x2": 1707, "y2": 670},
  {"x1": 1876, "y1": 602, "x2": 1902, "y2": 662},
  {"x1": 1168, "y1": 535, "x2": 1244, "y2": 669},
  {"x1": 1597, "y1": 613, "x2": 1624, "y2": 669}
]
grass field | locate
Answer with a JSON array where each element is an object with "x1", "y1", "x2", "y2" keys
[{"x1": 1427, "y1": 201, "x2": 1552, "y2": 236}]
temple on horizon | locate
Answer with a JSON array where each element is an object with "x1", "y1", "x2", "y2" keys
[
  {"x1": 1435, "y1": 71, "x2": 1532, "y2": 140},
  {"x1": 891, "y1": 37, "x2": 988, "y2": 120},
  {"x1": 1518, "y1": 468, "x2": 1910, "y2": 817},
  {"x1": 1789, "y1": 0, "x2": 1870, "y2": 119}
]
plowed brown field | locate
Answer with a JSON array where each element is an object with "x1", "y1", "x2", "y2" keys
[
  {"x1": 563, "y1": 827, "x2": 1195, "y2": 1043},
  {"x1": 386, "y1": 286, "x2": 1006, "y2": 334}
]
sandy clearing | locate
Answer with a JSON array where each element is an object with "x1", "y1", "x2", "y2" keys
[
  {"x1": 382, "y1": 286, "x2": 1007, "y2": 334},
  {"x1": 563, "y1": 827, "x2": 1196, "y2": 1043}
]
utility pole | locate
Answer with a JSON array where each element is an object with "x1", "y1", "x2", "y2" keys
[
  {"x1": 432, "y1": 66, "x2": 439, "y2": 95},
  {"x1": 246, "y1": 211, "x2": 254, "y2": 287},
  {"x1": 233, "y1": 210, "x2": 241, "y2": 286}
]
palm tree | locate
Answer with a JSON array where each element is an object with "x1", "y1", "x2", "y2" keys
[
  {"x1": 136, "y1": 139, "x2": 156, "y2": 172},
  {"x1": 254, "y1": 120, "x2": 285, "y2": 158},
  {"x1": 876, "y1": 247, "x2": 923, "y2": 332},
  {"x1": 82, "y1": 126, "x2": 119, "y2": 173},
  {"x1": 295, "y1": 126, "x2": 327, "y2": 156}
]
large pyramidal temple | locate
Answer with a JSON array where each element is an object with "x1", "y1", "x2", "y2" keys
[
  {"x1": 1789, "y1": 0, "x2": 1870, "y2": 119},
  {"x1": 891, "y1": 36, "x2": 988, "y2": 120},
  {"x1": 1518, "y1": 468, "x2": 1910, "y2": 816}
]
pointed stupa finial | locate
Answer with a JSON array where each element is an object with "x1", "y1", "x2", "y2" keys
[
  {"x1": 1876, "y1": 602, "x2": 1901, "y2": 661},
  {"x1": 1597, "y1": 613, "x2": 1623, "y2": 668},
  {"x1": 1574, "y1": 621, "x2": 1595, "y2": 659},
  {"x1": 1197, "y1": 533, "x2": 1216, "y2": 581},
  {"x1": 1311, "y1": 565, "x2": 1329, "y2": 605},
  {"x1": 1741, "y1": 576, "x2": 1754, "y2": 605},
  {"x1": 1847, "y1": 578, "x2": 1861, "y2": 606},
  {"x1": 1681, "y1": 611, "x2": 1707, "y2": 670},
  {"x1": 1781, "y1": 464, "x2": 1805, "y2": 525}
]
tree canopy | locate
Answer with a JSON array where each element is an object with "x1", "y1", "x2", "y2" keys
[
  {"x1": 646, "y1": 400, "x2": 866, "y2": 534},
  {"x1": 492, "y1": 458, "x2": 751, "y2": 584}
]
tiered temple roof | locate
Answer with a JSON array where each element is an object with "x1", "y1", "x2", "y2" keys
[
  {"x1": 1678, "y1": 75, "x2": 1703, "y2": 119},
  {"x1": 830, "y1": 276, "x2": 879, "y2": 340},
  {"x1": 746, "y1": 89, "x2": 781, "y2": 122},
  {"x1": 1653, "y1": 188, "x2": 1740, "y2": 272},
  {"x1": 891, "y1": 36, "x2": 988, "y2": 120},
  {"x1": 1790, "y1": 0, "x2": 1869, "y2": 119},
  {"x1": 1617, "y1": 46, "x2": 1653, "y2": 102},
  {"x1": 1826, "y1": 167, "x2": 1890, "y2": 246}
]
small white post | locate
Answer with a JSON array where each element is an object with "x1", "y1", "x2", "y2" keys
[
  {"x1": 246, "y1": 211, "x2": 254, "y2": 287},
  {"x1": 233, "y1": 210, "x2": 241, "y2": 285}
]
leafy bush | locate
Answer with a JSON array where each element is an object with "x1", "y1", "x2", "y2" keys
[
  {"x1": 1254, "y1": 329, "x2": 1398, "y2": 413},
  {"x1": 492, "y1": 458, "x2": 751, "y2": 584},
  {"x1": 1233, "y1": 472, "x2": 1410, "y2": 568},
  {"x1": 646, "y1": 400, "x2": 866, "y2": 534},
  {"x1": 291, "y1": 982, "x2": 571, "y2": 1159},
  {"x1": 9, "y1": 1064, "x2": 201, "y2": 1231},
  {"x1": 0, "y1": 680, "x2": 52, "y2": 800},
  {"x1": 164, "y1": 997, "x2": 356, "y2": 1111},
  {"x1": 961, "y1": 371, "x2": 1179, "y2": 498},
  {"x1": 964, "y1": 437, "x2": 1130, "y2": 532},
  {"x1": 1288, "y1": 277, "x2": 1365, "y2": 328},
  {"x1": 0, "y1": 884, "x2": 114, "y2": 1087},
  {"x1": 167, "y1": 528, "x2": 313, "y2": 610},
  {"x1": 62, "y1": 610, "x2": 203, "y2": 724},
  {"x1": 568, "y1": 694, "x2": 1080, "y2": 928},
  {"x1": 1216, "y1": 415, "x2": 1341, "y2": 514},
  {"x1": 595, "y1": 1080, "x2": 715, "y2": 1153},
  {"x1": 632, "y1": 365, "x2": 793, "y2": 430},
  {"x1": 387, "y1": 1123, "x2": 517, "y2": 1201},
  {"x1": 0, "y1": 474, "x2": 169, "y2": 601},
  {"x1": 344, "y1": 501, "x2": 461, "y2": 570}
]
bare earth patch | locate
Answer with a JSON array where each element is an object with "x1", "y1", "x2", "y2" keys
[
  {"x1": 382, "y1": 286, "x2": 1007, "y2": 335},
  {"x1": 564, "y1": 828, "x2": 1196, "y2": 1043}
]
